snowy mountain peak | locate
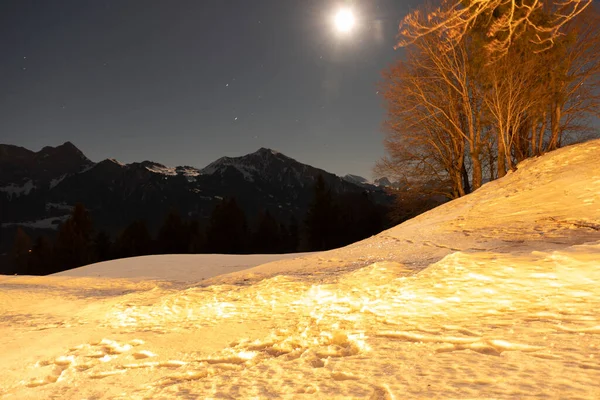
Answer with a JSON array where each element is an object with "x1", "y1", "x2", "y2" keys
[
  {"x1": 199, "y1": 148, "x2": 308, "y2": 183},
  {"x1": 134, "y1": 161, "x2": 201, "y2": 177},
  {"x1": 342, "y1": 174, "x2": 402, "y2": 189},
  {"x1": 254, "y1": 147, "x2": 281, "y2": 156},
  {"x1": 243, "y1": 148, "x2": 292, "y2": 165},
  {"x1": 342, "y1": 174, "x2": 370, "y2": 185},
  {"x1": 107, "y1": 158, "x2": 125, "y2": 167},
  {"x1": 373, "y1": 177, "x2": 401, "y2": 189},
  {"x1": 175, "y1": 166, "x2": 201, "y2": 177}
]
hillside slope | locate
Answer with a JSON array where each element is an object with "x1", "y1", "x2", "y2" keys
[
  {"x1": 0, "y1": 140, "x2": 599, "y2": 399},
  {"x1": 203, "y1": 138, "x2": 599, "y2": 284}
]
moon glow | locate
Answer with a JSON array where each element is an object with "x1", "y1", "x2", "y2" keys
[{"x1": 334, "y1": 8, "x2": 355, "y2": 33}]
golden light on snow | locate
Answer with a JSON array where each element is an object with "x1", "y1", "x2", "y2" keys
[
  {"x1": 236, "y1": 351, "x2": 257, "y2": 360},
  {"x1": 334, "y1": 8, "x2": 355, "y2": 33},
  {"x1": 2, "y1": 140, "x2": 600, "y2": 398}
]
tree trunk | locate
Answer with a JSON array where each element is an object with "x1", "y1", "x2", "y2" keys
[
  {"x1": 537, "y1": 113, "x2": 547, "y2": 155},
  {"x1": 530, "y1": 121, "x2": 537, "y2": 157},
  {"x1": 488, "y1": 144, "x2": 495, "y2": 182},
  {"x1": 497, "y1": 130, "x2": 507, "y2": 178},
  {"x1": 461, "y1": 161, "x2": 471, "y2": 194},
  {"x1": 455, "y1": 171, "x2": 465, "y2": 197},
  {"x1": 470, "y1": 151, "x2": 482, "y2": 190},
  {"x1": 548, "y1": 103, "x2": 561, "y2": 151}
]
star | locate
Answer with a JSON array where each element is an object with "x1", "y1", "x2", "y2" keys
[
  {"x1": 226, "y1": 83, "x2": 229, "y2": 87},
  {"x1": 234, "y1": 117, "x2": 238, "y2": 121}
]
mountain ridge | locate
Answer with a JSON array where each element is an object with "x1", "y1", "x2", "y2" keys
[
  {"x1": 0, "y1": 142, "x2": 393, "y2": 244},
  {"x1": 0, "y1": 142, "x2": 399, "y2": 190}
]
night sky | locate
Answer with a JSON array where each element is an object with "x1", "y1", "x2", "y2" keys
[{"x1": 1, "y1": 0, "x2": 417, "y2": 179}]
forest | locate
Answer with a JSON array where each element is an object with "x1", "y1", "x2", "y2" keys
[{"x1": 9, "y1": 175, "x2": 391, "y2": 275}]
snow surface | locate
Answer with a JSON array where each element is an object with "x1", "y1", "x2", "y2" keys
[
  {"x1": 201, "y1": 156, "x2": 258, "y2": 181},
  {"x1": 1, "y1": 215, "x2": 70, "y2": 230},
  {"x1": 45, "y1": 203, "x2": 73, "y2": 212},
  {"x1": 78, "y1": 163, "x2": 97, "y2": 174},
  {"x1": 342, "y1": 174, "x2": 370, "y2": 185},
  {"x1": 49, "y1": 175, "x2": 67, "y2": 189},
  {"x1": 145, "y1": 164, "x2": 177, "y2": 176},
  {"x1": 1, "y1": 140, "x2": 600, "y2": 399},
  {"x1": 107, "y1": 158, "x2": 125, "y2": 167},
  {"x1": 52, "y1": 253, "x2": 316, "y2": 281},
  {"x1": 0, "y1": 180, "x2": 35, "y2": 198},
  {"x1": 140, "y1": 163, "x2": 203, "y2": 178},
  {"x1": 176, "y1": 166, "x2": 201, "y2": 177},
  {"x1": 199, "y1": 149, "x2": 291, "y2": 182}
]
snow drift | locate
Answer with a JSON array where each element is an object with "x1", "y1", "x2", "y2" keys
[
  {"x1": 1, "y1": 140, "x2": 599, "y2": 399},
  {"x1": 51, "y1": 253, "x2": 315, "y2": 281}
]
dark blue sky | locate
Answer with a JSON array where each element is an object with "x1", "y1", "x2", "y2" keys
[{"x1": 0, "y1": 0, "x2": 417, "y2": 178}]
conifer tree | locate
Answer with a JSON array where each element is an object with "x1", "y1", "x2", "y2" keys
[
  {"x1": 54, "y1": 203, "x2": 95, "y2": 271},
  {"x1": 94, "y1": 231, "x2": 112, "y2": 262},
  {"x1": 29, "y1": 235, "x2": 54, "y2": 275},
  {"x1": 252, "y1": 209, "x2": 281, "y2": 253},
  {"x1": 305, "y1": 175, "x2": 341, "y2": 251},
  {"x1": 157, "y1": 210, "x2": 189, "y2": 254},
  {"x1": 206, "y1": 198, "x2": 248, "y2": 254},
  {"x1": 12, "y1": 227, "x2": 32, "y2": 274},
  {"x1": 119, "y1": 220, "x2": 153, "y2": 257},
  {"x1": 287, "y1": 216, "x2": 299, "y2": 253},
  {"x1": 188, "y1": 219, "x2": 206, "y2": 253}
]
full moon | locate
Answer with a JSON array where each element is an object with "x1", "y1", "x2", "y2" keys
[{"x1": 334, "y1": 8, "x2": 355, "y2": 33}]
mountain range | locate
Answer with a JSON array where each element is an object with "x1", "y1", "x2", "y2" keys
[{"x1": 0, "y1": 142, "x2": 394, "y2": 249}]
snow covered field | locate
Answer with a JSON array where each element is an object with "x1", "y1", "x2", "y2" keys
[
  {"x1": 51, "y1": 253, "x2": 315, "y2": 281},
  {"x1": 1, "y1": 140, "x2": 599, "y2": 399}
]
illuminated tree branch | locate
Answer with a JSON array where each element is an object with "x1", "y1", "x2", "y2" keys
[{"x1": 396, "y1": 0, "x2": 592, "y2": 59}]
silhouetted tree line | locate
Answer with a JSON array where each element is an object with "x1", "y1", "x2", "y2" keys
[{"x1": 9, "y1": 175, "x2": 390, "y2": 275}]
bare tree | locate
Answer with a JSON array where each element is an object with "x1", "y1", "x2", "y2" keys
[
  {"x1": 377, "y1": 49, "x2": 469, "y2": 199},
  {"x1": 379, "y1": 3, "x2": 493, "y2": 194},
  {"x1": 414, "y1": 32, "x2": 489, "y2": 190},
  {"x1": 543, "y1": 6, "x2": 600, "y2": 151},
  {"x1": 378, "y1": 1, "x2": 599, "y2": 209},
  {"x1": 482, "y1": 47, "x2": 542, "y2": 177}
]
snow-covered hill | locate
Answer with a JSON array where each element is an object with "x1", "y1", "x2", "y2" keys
[
  {"x1": 51, "y1": 253, "x2": 315, "y2": 281},
  {"x1": 1, "y1": 140, "x2": 599, "y2": 399}
]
